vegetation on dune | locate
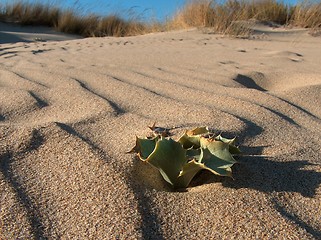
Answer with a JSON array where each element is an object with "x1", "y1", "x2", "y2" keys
[
  {"x1": 129, "y1": 125, "x2": 241, "y2": 189},
  {"x1": 170, "y1": 0, "x2": 321, "y2": 35},
  {"x1": 0, "y1": 0, "x2": 320, "y2": 37},
  {"x1": 0, "y1": 1, "x2": 156, "y2": 37}
]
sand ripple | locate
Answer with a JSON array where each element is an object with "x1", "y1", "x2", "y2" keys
[{"x1": 0, "y1": 29, "x2": 320, "y2": 239}]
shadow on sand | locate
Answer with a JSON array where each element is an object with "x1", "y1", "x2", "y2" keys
[
  {"x1": 0, "y1": 129, "x2": 46, "y2": 239},
  {"x1": 130, "y1": 149, "x2": 321, "y2": 239},
  {"x1": 0, "y1": 31, "x2": 30, "y2": 44},
  {"x1": 129, "y1": 159, "x2": 165, "y2": 240},
  {"x1": 225, "y1": 155, "x2": 321, "y2": 198},
  {"x1": 227, "y1": 155, "x2": 321, "y2": 238}
]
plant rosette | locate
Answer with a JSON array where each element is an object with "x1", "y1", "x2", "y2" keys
[{"x1": 129, "y1": 126, "x2": 241, "y2": 189}]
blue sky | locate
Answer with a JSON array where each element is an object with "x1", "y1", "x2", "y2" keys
[
  {"x1": 4, "y1": 0, "x2": 301, "y2": 22},
  {"x1": 58, "y1": 0, "x2": 301, "y2": 21},
  {"x1": 51, "y1": 0, "x2": 187, "y2": 21}
]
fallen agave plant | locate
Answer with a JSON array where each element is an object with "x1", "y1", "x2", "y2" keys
[{"x1": 129, "y1": 124, "x2": 241, "y2": 189}]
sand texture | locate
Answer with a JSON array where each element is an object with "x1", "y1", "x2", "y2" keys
[
  {"x1": 0, "y1": 24, "x2": 321, "y2": 239},
  {"x1": 0, "y1": 22, "x2": 82, "y2": 44}
]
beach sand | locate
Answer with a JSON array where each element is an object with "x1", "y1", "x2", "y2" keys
[{"x1": 0, "y1": 23, "x2": 320, "y2": 239}]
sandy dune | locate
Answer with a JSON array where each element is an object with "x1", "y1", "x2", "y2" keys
[
  {"x1": 0, "y1": 22, "x2": 82, "y2": 44},
  {"x1": 0, "y1": 23, "x2": 321, "y2": 239}
]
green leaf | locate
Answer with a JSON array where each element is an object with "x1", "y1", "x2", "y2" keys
[
  {"x1": 186, "y1": 148, "x2": 201, "y2": 162},
  {"x1": 146, "y1": 138, "x2": 187, "y2": 187},
  {"x1": 177, "y1": 160, "x2": 204, "y2": 188},
  {"x1": 215, "y1": 134, "x2": 241, "y2": 154},
  {"x1": 129, "y1": 126, "x2": 242, "y2": 189},
  {"x1": 187, "y1": 127, "x2": 209, "y2": 135},
  {"x1": 129, "y1": 136, "x2": 158, "y2": 160},
  {"x1": 200, "y1": 140, "x2": 237, "y2": 177},
  {"x1": 178, "y1": 127, "x2": 209, "y2": 149}
]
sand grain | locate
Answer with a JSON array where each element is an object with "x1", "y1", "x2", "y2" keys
[{"x1": 0, "y1": 25, "x2": 320, "y2": 239}]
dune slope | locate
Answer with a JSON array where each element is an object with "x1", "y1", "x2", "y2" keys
[{"x1": 0, "y1": 26, "x2": 321, "y2": 239}]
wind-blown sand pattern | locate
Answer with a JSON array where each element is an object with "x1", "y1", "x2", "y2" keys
[{"x1": 0, "y1": 25, "x2": 321, "y2": 239}]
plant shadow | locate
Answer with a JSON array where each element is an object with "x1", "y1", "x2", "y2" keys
[
  {"x1": 224, "y1": 155, "x2": 321, "y2": 198},
  {"x1": 190, "y1": 154, "x2": 321, "y2": 238},
  {"x1": 129, "y1": 158, "x2": 166, "y2": 240},
  {"x1": 231, "y1": 154, "x2": 321, "y2": 238},
  {"x1": 194, "y1": 154, "x2": 321, "y2": 198}
]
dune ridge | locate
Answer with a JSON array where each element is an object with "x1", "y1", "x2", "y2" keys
[{"x1": 0, "y1": 25, "x2": 321, "y2": 239}]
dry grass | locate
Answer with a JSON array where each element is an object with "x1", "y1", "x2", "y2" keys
[
  {"x1": 169, "y1": 0, "x2": 321, "y2": 35},
  {"x1": 0, "y1": 1, "x2": 150, "y2": 37},
  {"x1": 0, "y1": 0, "x2": 320, "y2": 37},
  {"x1": 291, "y1": 1, "x2": 321, "y2": 28},
  {"x1": 1, "y1": 2, "x2": 60, "y2": 27},
  {"x1": 56, "y1": 12, "x2": 149, "y2": 37}
]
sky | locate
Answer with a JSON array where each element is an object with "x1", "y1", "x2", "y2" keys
[
  {"x1": 4, "y1": 0, "x2": 301, "y2": 22},
  {"x1": 48, "y1": 0, "x2": 187, "y2": 22}
]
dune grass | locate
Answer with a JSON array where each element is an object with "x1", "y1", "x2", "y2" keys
[
  {"x1": 0, "y1": 2, "x2": 59, "y2": 27},
  {"x1": 169, "y1": 0, "x2": 321, "y2": 35},
  {"x1": 290, "y1": 1, "x2": 321, "y2": 28},
  {"x1": 0, "y1": 1, "x2": 153, "y2": 37},
  {"x1": 0, "y1": 0, "x2": 320, "y2": 37}
]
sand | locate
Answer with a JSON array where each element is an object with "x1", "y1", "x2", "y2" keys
[
  {"x1": 0, "y1": 22, "x2": 82, "y2": 44},
  {"x1": 0, "y1": 23, "x2": 320, "y2": 239}
]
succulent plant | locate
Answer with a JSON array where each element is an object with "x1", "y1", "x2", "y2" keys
[{"x1": 129, "y1": 125, "x2": 240, "y2": 189}]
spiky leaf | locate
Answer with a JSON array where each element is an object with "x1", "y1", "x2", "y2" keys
[
  {"x1": 187, "y1": 127, "x2": 209, "y2": 135},
  {"x1": 129, "y1": 126, "x2": 241, "y2": 189},
  {"x1": 178, "y1": 127, "x2": 209, "y2": 149},
  {"x1": 146, "y1": 138, "x2": 187, "y2": 186},
  {"x1": 215, "y1": 134, "x2": 241, "y2": 154},
  {"x1": 177, "y1": 160, "x2": 204, "y2": 188},
  {"x1": 148, "y1": 122, "x2": 172, "y2": 137},
  {"x1": 200, "y1": 140, "x2": 237, "y2": 177},
  {"x1": 130, "y1": 137, "x2": 158, "y2": 160}
]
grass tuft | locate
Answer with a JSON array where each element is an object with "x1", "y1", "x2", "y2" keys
[
  {"x1": 169, "y1": 0, "x2": 321, "y2": 35},
  {"x1": 2, "y1": 2, "x2": 60, "y2": 27},
  {"x1": 0, "y1": 0, "x2": 320, "y2": 37},
  {"x1": 291, "y1": 1, "x2": 321, "y2": 28},
  {"x1": 0, "y1": 1, "x2": 149, "y2": 37}
]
